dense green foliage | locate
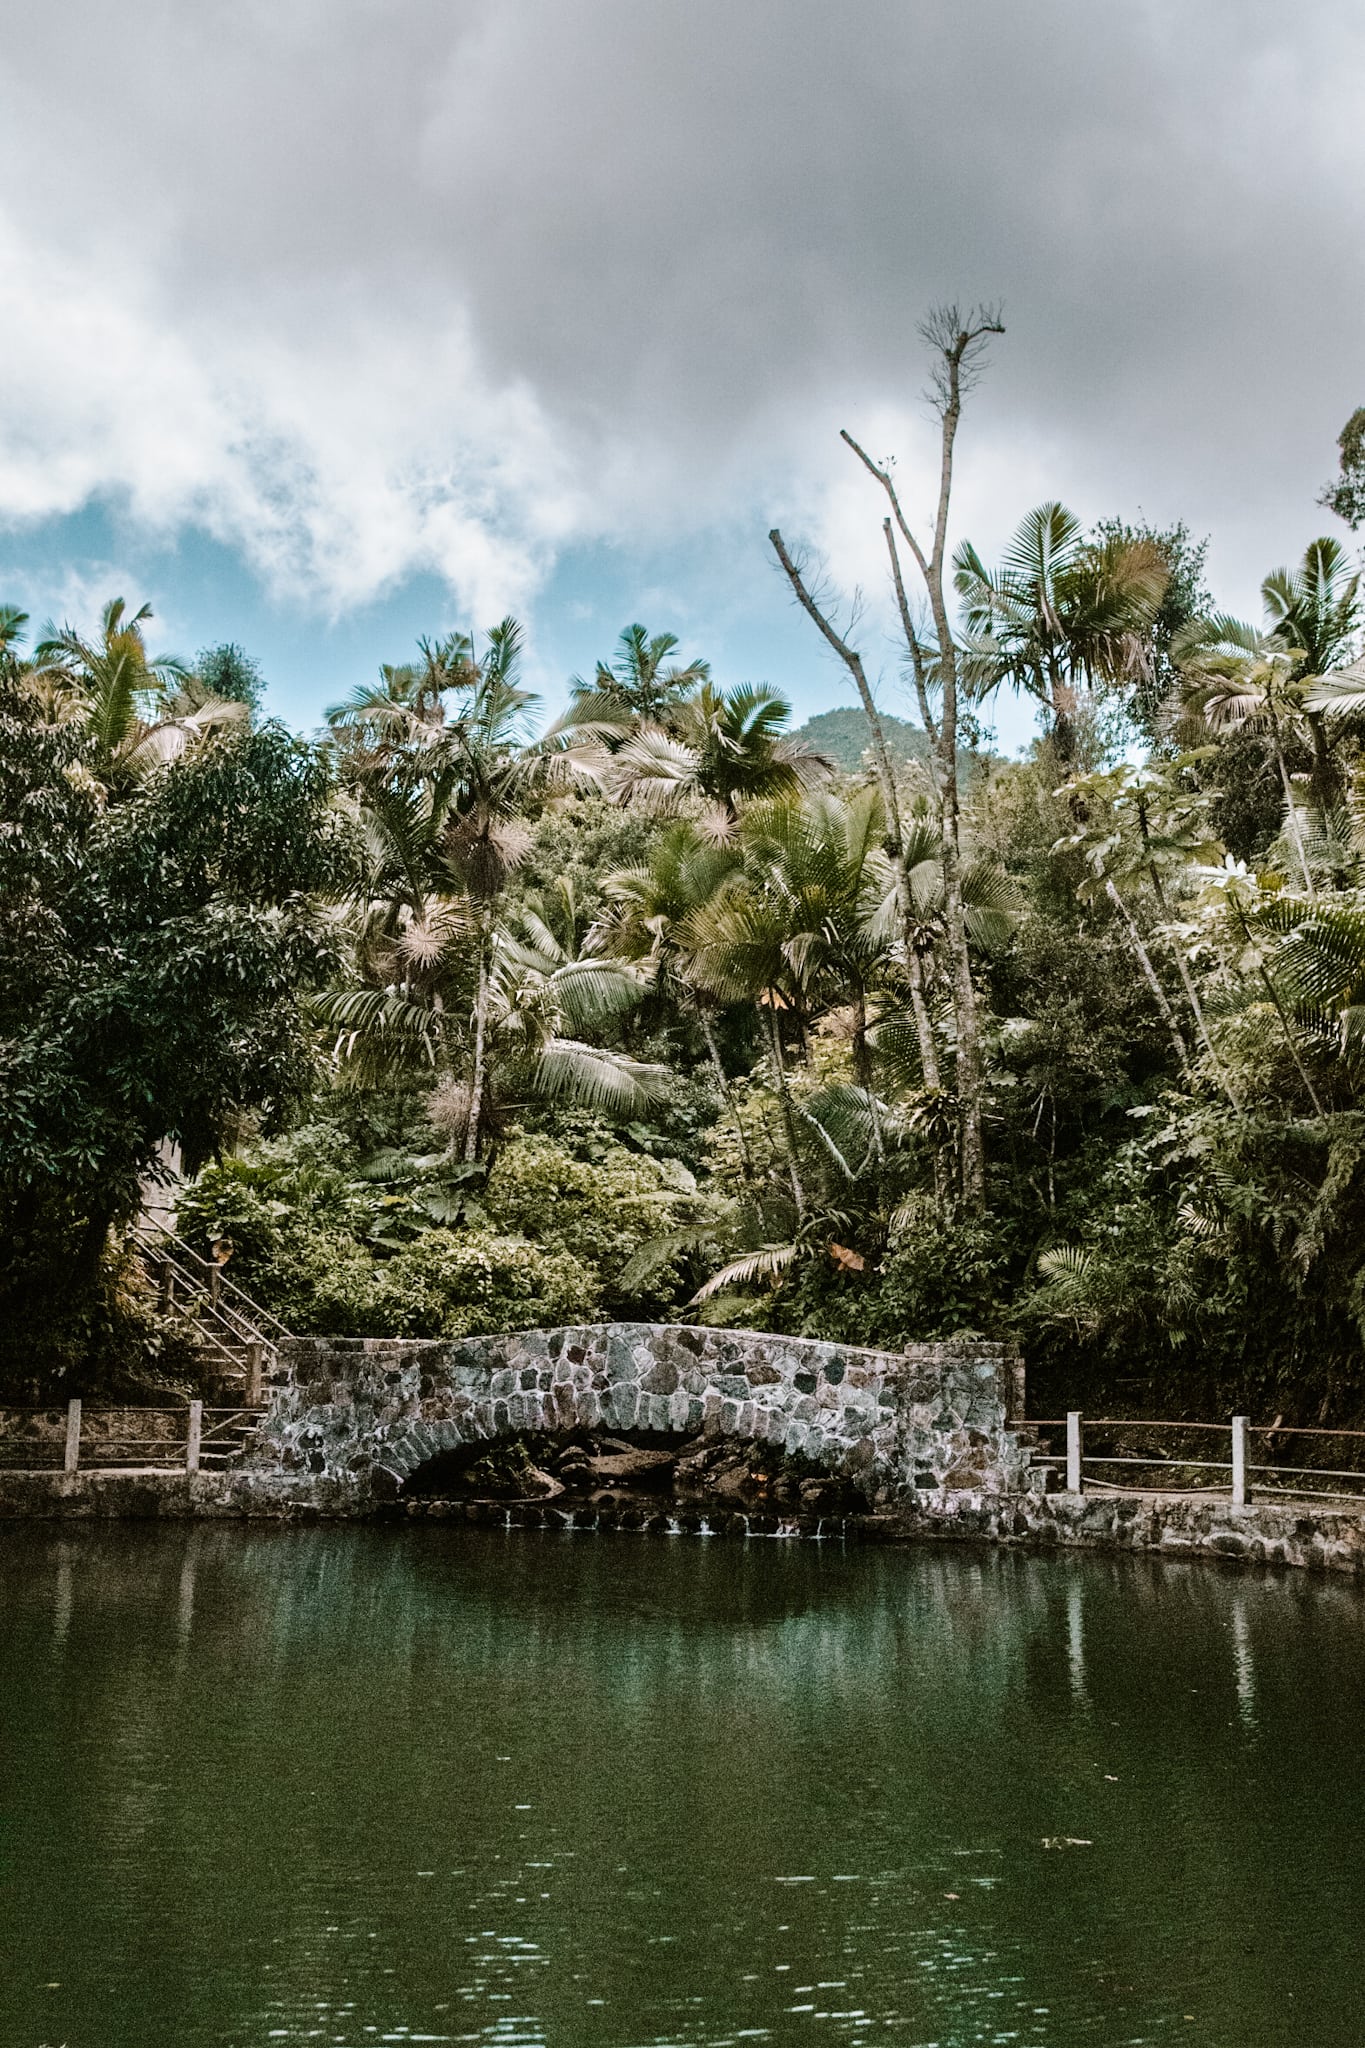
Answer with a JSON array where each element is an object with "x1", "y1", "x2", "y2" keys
[
  {"x1": 8, "y1": 425, "x2": 1365, "y2": 1422},
  {"x1": 0, "y1": 627, "x2": 338, "y2": 1386}
]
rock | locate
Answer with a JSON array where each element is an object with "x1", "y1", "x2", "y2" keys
[{"x1": 583, "y1": 1444, "x2": 677, "y2": 1483}]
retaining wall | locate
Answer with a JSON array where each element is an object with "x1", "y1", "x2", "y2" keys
[{"x1": 2, "y1": 1469, "x2": 1364, "y2": 1577}]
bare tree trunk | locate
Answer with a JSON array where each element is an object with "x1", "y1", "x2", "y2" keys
[
  {"x1": 768, "y1": 525, "x2": 928, "y2": 1093},
  {"x1": 1104, "y1": 878, "x2": 1192, "y2": 1073},
  {"x1": 765, "y1": 1003, "x2": 808, "y2": 1222},
  {"x1": 1268, "y1": 709, "x2": 1315, "y2": 897},
  {"x1": 463, "y1": 930, "x2": 491, "y2": 1162},
  {"x1": 768, "y1": 528, "x2": 905, "y2": 845},
  {"x1": 697, "y1": 1006, "x2": 754, "y2": 1177},
  {"x1": 852, "y1": 989, "x2": 886, "y2": 1165},
  {"x1": 840, "y1": 306, "x2": 1002, "y2": 1215},
  {"x1": 883, "y1": 519, "x2": 939, "y2": 770},
  {"x1": 1305, "y1": 706, "x2": 1342, "y2": 822},
  {"x1": 907, "y1": 946, "x2": 942, "y2": 1089}
]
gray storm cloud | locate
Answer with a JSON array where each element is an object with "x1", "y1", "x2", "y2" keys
[{"x1": 2, "y1": 0, "x2": 1362, "y2": 615}]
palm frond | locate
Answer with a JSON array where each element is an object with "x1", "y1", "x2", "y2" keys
[
  {"x1": 689, "y1": 1242, "x2": 797, "y2": 1305},
  {"x1": 1037, "y1": 1244, "x2": 1093, "y2": 1285},
  {"x1": 617, "y1": 1227, "x2": 718, "y2": 1293},
  {"x1": 528, "y1": 1040, "x2": 671, "y2": 1113}
]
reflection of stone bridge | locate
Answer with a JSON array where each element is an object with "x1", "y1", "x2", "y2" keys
[{"x1": 257, "y1": 1325, "x2": 1031, "y2": 1505}]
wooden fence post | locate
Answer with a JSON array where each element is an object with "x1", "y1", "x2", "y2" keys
[
  {"x1": 244, "y1": 1341, "x2": 264, "y2": 1407},
  {"x1": 1066, "y1": 1411, "x2": 1083, "y2": 1494},
  {"x1": 63, "y1": 1398, "x2": 82, "y2": 1474},
  {"x1": 185, "y1": 1400, "x2": 203, "y2": 1474},
  {"x1": 1231, "y1": 1415, "x2": 1248, "y2": 1506}
]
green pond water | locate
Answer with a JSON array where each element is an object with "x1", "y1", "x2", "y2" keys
[{"x1": 1, "y1": 1525, "x2": 1362, "y2": 2048}]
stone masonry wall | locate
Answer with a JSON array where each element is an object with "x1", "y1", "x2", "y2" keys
[
  {"x1": 255, "y1": 1324, "x2": 1029, "y2": 1505},
  {"x1": 5, "y1": 1467, "x2": 1365, "y2": 1581}
]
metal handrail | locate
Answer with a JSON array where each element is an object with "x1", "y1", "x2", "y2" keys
[
  {"x1": 1027, "y1": 1411, "x2": 1365, "y2": 1509},
  {"x1": 146, "y1": 1226, "x2": 291, "y2": 1342},
  {"x1": 131, "y1": 1221, "x2": 290, "y2": 1375},
  {"x1": 136, "y1": 1238, "x2": 277, "y2": 1349}
]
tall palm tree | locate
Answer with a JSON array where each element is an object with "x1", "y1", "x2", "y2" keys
[
  {"x1": 677, "y1": 787, "x2": 904, "y2": 1214},
  {"x1": 494, "y1": 883, "x2": 669, "y2": 1116},
  {"x1": 0, "y1": 605, "x2": 31, "y2": 673},
  {"x1": 612, "y1": 680, "x2": 831, "y2": 841},
  {"x1": 328, "y1": 620, "x2": 625, "y2": 1158},
  {"x1": 569, "y1": 622, "x2": 710, "y2": 732},
  {"x1": 1174, "y1": 617, "x2": 1319, "y2": 894},
  {"x1": 1054, "y1": 762, "x2": 1234, "y2": 1098},
  {"x1": 35, "y1": 599, "x2": 242, "y2": 784},
  {"x1": 954, "y1": 503, "x2": 1169, "y2": 760},
  {"x1": 597, "y1": 822, "x2": 748, "y2": 1150},
  {"x1": 1260, "y1": 537, "x2": 1361, "y2": 812},
  {"x1": 1262, "y1": 537, "x2": 1361, "y2": 680}
]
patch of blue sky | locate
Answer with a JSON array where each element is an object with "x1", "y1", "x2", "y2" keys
[{"x1": 0, "y1": 499, "x2": 1040, "y2": 753}]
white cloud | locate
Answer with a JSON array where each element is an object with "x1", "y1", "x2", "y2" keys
[{"x1": 2, "y1": 0, "x2": 1364, "y2": 630}]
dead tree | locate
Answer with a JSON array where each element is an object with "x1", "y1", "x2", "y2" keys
[{"x1": 772, "y1": 303, "x2": 1003, "y2": 1215}]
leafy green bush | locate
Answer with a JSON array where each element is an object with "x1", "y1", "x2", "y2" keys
[
  {"x1": 485, "y1": 1129, "x2": 703, "y2": 1306},
  {"x1": 769, "y1": 1220, "x2": 1017, "y2": 1351}
]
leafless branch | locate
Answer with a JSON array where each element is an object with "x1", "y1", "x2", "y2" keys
[
  {"x1": 883, "y1": 518, "x2": 939, "y2": 754},
  {"x1": 769, "y1": 526, "x2": 902, "y2": 842},
  {"x1": 840, "y1": 429, "x2": 930, "y2": 584},
  {"x1": 918, "y1": 302, "x2": 1005, "y2": 411}
]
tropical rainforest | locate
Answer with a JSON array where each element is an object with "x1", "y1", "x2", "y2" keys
[{"x1": 7, "y1": 318, "x2": 1365, "y2": 1426}]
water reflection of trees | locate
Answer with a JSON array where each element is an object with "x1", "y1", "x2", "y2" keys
[{"x1": 6, "y1": 1527, "x2": 1365, "y2": 2048}]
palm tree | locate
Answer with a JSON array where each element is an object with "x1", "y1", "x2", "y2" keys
[
  {"x1": 1263, "y1": 537, "x2": 1360, "y2": 669},
  {"x1": 1260, "y1": 537, "x2": 1361, "y2": 812},
  {"x1": 1054, "y1": 762, "x2": 1235, "y2": 1099},
  {"x1": 0, "y1": 605, "x2": 30, "y2": 673},
  {"x1": 612, "y1": 680, "x2": 830, "y2": 840},
  {"x1": 1270, "y1": 895, "x2": 1365, "y2": 1058},
  {"x1": 1178, "y1": 541, "x2": 1363, "y2": 868},
  {"x1": 569, "y1": 622, "x2": 710, "y2": 732},
  {"x1": 1192, "y1": 859, "x2": 1327, "y2": 1115},
  {"x1": 34, "y1": 599, "x2": 243, "y2": 783},
  {"x1": 954, "y1": 503, "x2": 1169, "y2": 760},
  {"x1": 493, "y1": 883, "x2": 670, "y2": 1116},
  {"x1": 597, "y1": 822, "x2": 749, "y2": 1156},
  {"x1": 1174, "y1": 617, "x2": 1318, "y2": 894},
  {"x1": 328, "y1": 620, "x2": 627, "y2": 1158},
  {"x1": 319, "y1": 888, "x2": 669, "y2": 1150},
  {"x1": 676, "y1": 787, "x2": 907, "y2": 1216},
  {"x1": 874, "y1": 794, "x2": 1020, "y2": 1094}
]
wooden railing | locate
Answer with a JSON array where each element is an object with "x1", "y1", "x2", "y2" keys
[
  {"x1": 1026, "y1": 1415, "x2": 1365, "y2": 1508},
  {"x1": 0, "y1": 1401, "x2": 265, "y2": 1474}
]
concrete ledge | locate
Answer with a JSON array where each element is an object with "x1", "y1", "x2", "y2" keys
[
  {"x1": 3, "y1": 1467, "x2": 1364, "y2": 1574},
  {"x1": 889, "y1": 1488, "x2": 1365, "y2": 1577},
  {"x1": 0, "y1": 1469, "x2": 355, "y2": 1520}
]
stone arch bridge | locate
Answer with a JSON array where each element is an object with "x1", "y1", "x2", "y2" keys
[{"x1": 255, "y1": 1324, "x2": 1030, "y2": 1505}]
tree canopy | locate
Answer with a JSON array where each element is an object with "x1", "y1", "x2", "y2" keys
[{"x1": 9, "y1": 372, "x2": 1365, "y2": 1427}]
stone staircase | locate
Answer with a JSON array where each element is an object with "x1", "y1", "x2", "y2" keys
[
  {"x1": 1008, "y1": 1419, "x2": 1066, "y2": 1495},
  {"x1": 197, "y1": 1407, "x2": 272, "y2": 1470}
]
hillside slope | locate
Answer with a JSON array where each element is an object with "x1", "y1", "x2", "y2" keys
[{"x1": 790, "y1": 704, "x2": 932, "y2": 771}]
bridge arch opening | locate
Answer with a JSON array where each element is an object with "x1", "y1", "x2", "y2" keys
[{"x1": 397, "y1": 1422, "x2": 869, "y2": 1515}]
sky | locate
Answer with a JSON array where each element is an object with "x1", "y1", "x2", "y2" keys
[{"x1": 2, "y1": 0, "x2": 1364, "y2": 750}]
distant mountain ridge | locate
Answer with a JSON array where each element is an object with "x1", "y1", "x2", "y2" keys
[{"x1": 790, "y1": 704, "x2": 933, "y2": 771}]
